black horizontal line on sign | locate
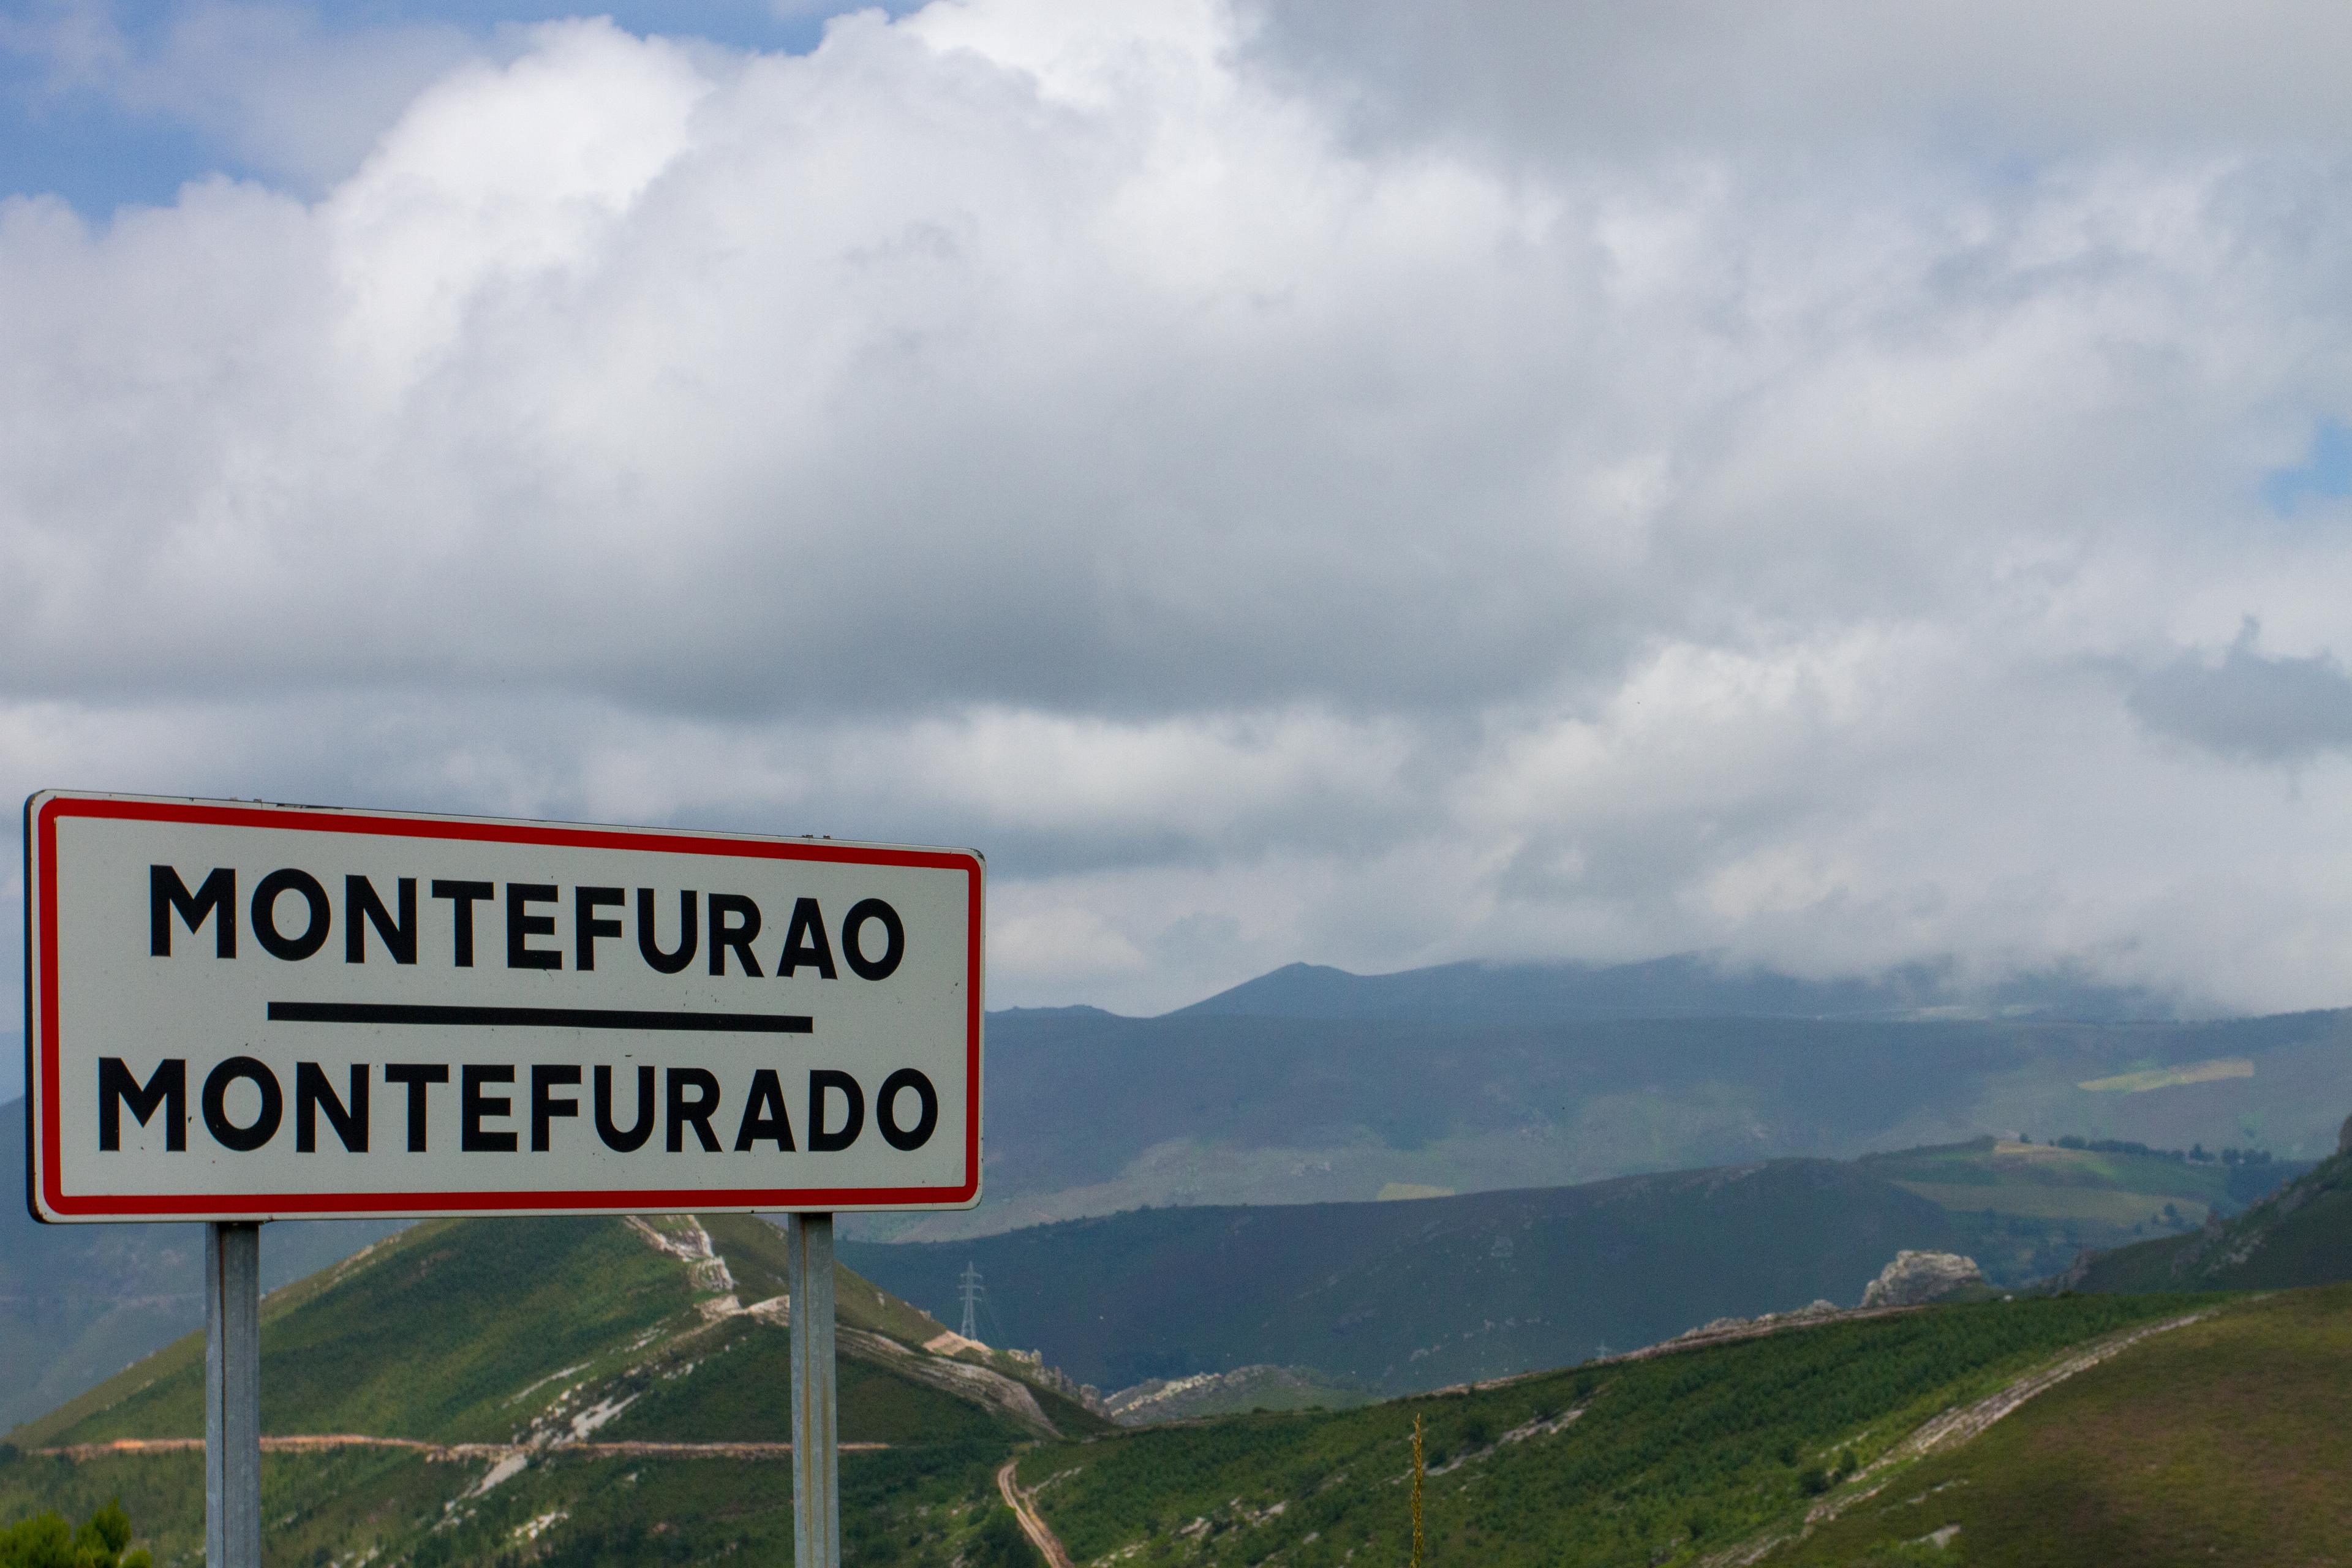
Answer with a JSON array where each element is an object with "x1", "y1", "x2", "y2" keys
[{"x1": 267, "y1": 1002, "x2": 814, "y2": 1033}]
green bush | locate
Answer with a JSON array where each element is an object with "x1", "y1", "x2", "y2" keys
[
  {"x1": 0, "y1": 1499, "x2": 149, "y2": 1568},
  {"x1": 964, "y1": 1506, "x2": 1041, "y2": 1568}
]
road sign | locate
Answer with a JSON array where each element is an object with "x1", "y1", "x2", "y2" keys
[{"x1": 24, "y1": 791, "x2": 983, "y2": 1223}]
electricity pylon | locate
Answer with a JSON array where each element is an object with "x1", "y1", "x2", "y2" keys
[{"x1": 958, "y1": 1262, "x2": 984, "y2": 1342}]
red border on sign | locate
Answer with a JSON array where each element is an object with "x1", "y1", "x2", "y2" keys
[{"x1": 28, "y1": 793, "x2": 982, "y2": 1221}]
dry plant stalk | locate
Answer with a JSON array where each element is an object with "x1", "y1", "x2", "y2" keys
[{"x1": 1411, "y1": 1414, "x2": 1424, "y2": 1568}]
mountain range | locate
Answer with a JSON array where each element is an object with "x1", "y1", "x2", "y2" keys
[
  {"x1": 915, "y1": 988, "x2": 2347, "y2": 1242},
  {"x1": 14, "y1": 947, "x2": 2345, "y2": 1420},
  {"x1": 1174, "y1": 954, "x2": 2180, "y2": 1023},
  {"x1": 7, "y1": 1085, "x2": 2352, "y2": 1566}
]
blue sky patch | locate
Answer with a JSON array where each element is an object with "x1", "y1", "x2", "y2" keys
[
  {"x1": 2262, "y1": 420, "x2": 2352, "y2": 516},
  {"x1": 0, "y1": 0, "x2": 886, "y2": 215}
]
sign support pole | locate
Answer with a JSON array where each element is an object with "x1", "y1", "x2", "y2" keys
[
  {"x1": 205, "y1": 1220, "x2": 262, "y2": 1568},
  {"x1": 787, "y1": 1212, "x2": 840, "y2": 1568}
]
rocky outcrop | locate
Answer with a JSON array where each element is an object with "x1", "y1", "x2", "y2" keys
[
  {"x1": 841, "y1": 1327, "x2": 1064, "y2": 1438},
  {"x1": 1861, "y1": 1250, "x2": 1983, "y2": 1308},
  {"x1": 1102, "y1": 1364, "x2": 1358, "y2": 1425},
  {"x1": 2050, "y1": 1248, "x2": 2098, "y2": 1292},
  {"x1": 1664, "y1": 1300, "x2": 1845, "y2": 1346},
  {"x1": 1003, "y1": 1348, "x2": 1109, "y2": 1415},
  {"x1": 2162, "y1": 1145, "x2": 2342, "y2": 1281}
]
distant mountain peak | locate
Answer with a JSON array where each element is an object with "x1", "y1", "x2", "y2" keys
[
  {"x1": 986, "y1": 1004, "x2": 1121, "y2": 1020},
  {"x1": 1169, "y1": 953, "x2": 2180, "y2": 1025}
]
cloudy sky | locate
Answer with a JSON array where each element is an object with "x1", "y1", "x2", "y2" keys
[{"x1": 6, "y1": 0, "x2": 2352, "y2": 1058}]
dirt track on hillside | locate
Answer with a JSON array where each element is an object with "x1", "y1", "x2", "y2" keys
[
  {"x1": 999, "y1": 1458, "x2": 1076, "y2": 1568},
  {"x1": 1700, "y1": 1308, "x2": 2220, "y2": 1567}
]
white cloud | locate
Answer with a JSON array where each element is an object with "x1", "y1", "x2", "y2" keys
[{"x1": 7, "y1": 0, "x2": 2352, "y2": 1019}]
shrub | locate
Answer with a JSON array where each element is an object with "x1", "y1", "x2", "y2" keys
[
  {"x1": 963, "y1": 1507, "x2": 1041, "y2": 1568},
  {"x1": 0, "y1": 1498, "x2": 149, "y2": 1568}
]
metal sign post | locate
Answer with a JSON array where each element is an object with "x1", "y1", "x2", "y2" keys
[
  {"x1": 205, "y1": 1221, "x2": 261, "y2": 1568},
  {"x1": 786, "y1": 1212, "x2": 839, "y2": 1568},
  {"x1": 25, "y1": 792, "x2": 984, "y2": 1568}
]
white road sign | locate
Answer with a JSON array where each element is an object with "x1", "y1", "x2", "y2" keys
[{"x1": 24, "y1": 792, "x2": 982, "y2": 1222}]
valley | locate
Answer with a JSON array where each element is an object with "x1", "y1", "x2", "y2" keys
[
  {"x1": 843, "y1": 1135, "x2": 2297, "y2": 1398},
  {"x1": 9, "y1": 1177, "x2": 2352, "y2": 1567},
  {"x1": 7, "y1": 957, "x2": 2350, "y2": 1566}
]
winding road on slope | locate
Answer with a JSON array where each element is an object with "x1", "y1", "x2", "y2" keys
[{"x1": 998, "y1": 1458, "x2": 1076, "y2": 1568}]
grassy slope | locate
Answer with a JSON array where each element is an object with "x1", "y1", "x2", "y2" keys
[
  {"x1": 704, "y1": 1213, "x2": 1109, "y2": 1438},
  {"x1": 849, "y1": 1139, "x2": 2306, "y2": 1398},
  {"x1": 1775, "y1": 1285, "x2": 2352, "y2": 1566},
  {"x1": 0, "y1": 1441, "x2": 1020, "y2": 1568},
  {"x1": 0, "y1": 1447, "x2": 451, "y2": 1568},
  {"x1": 1856, "y1": 1138, "x2": 2301, "y2": 1281},
  {"x1": 18, "y1": 1218, "x2": 696, "y2": 1446},
  {"x1": 850, "y1": 1160, "x2": 1970, "y2": 1395},
  {"x1": 2077, "y1": 1141, "x2": 2352, "y2": 1294},
  {"x1": 3, "y1": 1212, "x2": 1092, "y2": 1568},
  {"x1": 15, "y1": 1213, "x2": 1099, "y2": 1450},
  {"x1": 12, "y1": 1214, "x2": 2337, "y2": 1568},
  {"x1": 1016, "y1": 1294, "x2": 2204, "y2": 1568},
  {"x1": 0, "y1": 1102, "x2": 407, "y2": 1433}
]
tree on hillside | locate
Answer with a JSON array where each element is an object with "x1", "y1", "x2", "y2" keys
[
  {"x1": 963, "y1": 1507, "x2": 1042, "y2": 1568},
  {"x1": 0, "y1": 1499, "x2": 149, "y2": 1568}
]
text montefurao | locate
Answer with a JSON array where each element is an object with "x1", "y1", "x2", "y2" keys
[{"x1": 99, "y1": 863, "x2": 944, "y2": 1160}]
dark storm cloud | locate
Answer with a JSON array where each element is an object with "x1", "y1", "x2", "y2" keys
[
  {"x1": 2130, "y1": 623, "x2": 2352, "y2": 764},
  {"x1": 1240, "y1": 1, "x2": 2352, "y2": 158}
]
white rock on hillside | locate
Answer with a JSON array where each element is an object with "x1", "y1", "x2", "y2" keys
[{"x1": 1861, "y1": 1250, "x2": 1984, "y2": 1308}]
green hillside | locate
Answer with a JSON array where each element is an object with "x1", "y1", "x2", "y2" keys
[
  {"x1": 0, "y1": 1098, "x2": 404, "y2": 1432},
  {"x1": 11, "y1": 1210, "x2": 2345, "y2": 1568},
  {"x1": 1857, "y1": 1136, "x2": 2300, "y2": 1281},
  {"x1": 2073, "y1": 1135, "x2": 2352, "y2": 1293},
  {"x1": 1011, "y1": 1285, "x2": 2352, "y2": 1568},
  {"x1": 846, "y1": 1138, "x2": 2304, "y2": 1398},
  {"x1": 1011, "y1": 1292, "x2": 2212, "y2": 1568},
  {"x1": 21, "y1": 1217, "x2": 689, "y2": 1447},
  {"x1": 0, "y1": 1433, "x2": 1024, "y2": 1568},
  {"x1": 1773, "y1": 1285, "x2": 2352, "y2": 1564},
  {"x1": 4, "y1": 1212, "x2": 1107, "y2": 1568},
  {"x1": 848, "y1": 1159, "x2": 1970, "y2": 1395}
]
